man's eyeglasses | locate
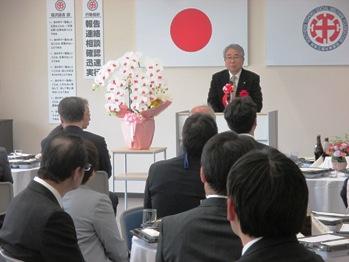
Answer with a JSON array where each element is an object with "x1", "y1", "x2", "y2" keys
[
  {"x1": 83, "y1": 163, "x2": 92, "y2": 172},
  {"x1": 225, "y1": 55, "x2": 242, "y2": 61}
]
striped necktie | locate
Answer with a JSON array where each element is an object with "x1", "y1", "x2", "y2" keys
[{"x1": 230, "y1": 75, "x2": 237, "y2": 102}]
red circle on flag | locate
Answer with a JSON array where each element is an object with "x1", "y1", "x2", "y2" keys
[{"x1": 170, "y1": 8, "x2": 212, "y2": 52}]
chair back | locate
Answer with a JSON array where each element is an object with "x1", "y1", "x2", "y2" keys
[
  {"x1": 85, "y1": 170, "x2": 109, "y2": 195},
  {"x1": 119, "y1": 206, "x2": 143, "y2": 251},
  {"x1": 0, "y1": 248, "x2": 24, "y2": 262},
  {"x1": 0, "y1": 182, "x2": 13, "y2": 216}
]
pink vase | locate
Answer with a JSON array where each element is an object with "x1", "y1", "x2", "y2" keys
[
  {"x1": 121, "y1": 117, "x2": 155, "y2": 150},
  {"x1": 331, "y1": 158, "x2": 347, "y2": 171}
]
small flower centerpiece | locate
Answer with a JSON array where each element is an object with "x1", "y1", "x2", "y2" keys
[
  {"x1": 326, "y1": 136, "x2": 349, "y2": 171},
  {"x1": 93, "y1": 51, "x2": 171, "y2": 149}
]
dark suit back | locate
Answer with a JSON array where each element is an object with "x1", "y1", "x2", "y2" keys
[
  {"x1": 156, "y1": 198, "x2": 242, "y2": 262},
  {"x1": 238, "y1": 237, "x2": 324, "y2": 262},
  {"x1": 41, "y1": 125, "x2": 112, "y2": 177},
  {"x1": 0, "y1": 181, "x2": 84, "y2": 262},
  {"x1": 144, "y1": 155, "x2": 205, "y2": 218}
]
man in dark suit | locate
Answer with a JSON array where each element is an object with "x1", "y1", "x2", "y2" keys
[
  {"x1": 224, "y1": 97, "x2": 257, "y2": 137},
  {"x1": 144, "y1": 113, "x2": 218, "y2": 218},
  {"x1": 227, "y1": 148, "x2": 324, "y2": 262},
  {"x1": 0, "y1": 133, "x2": 88, "y2": 261},
  {"x1": 156, "y1": 132, "x2": 257, "y2": 262},
  {"x1": 41, "y1": 97, "x2": 118, "y2": 212},
  {"x1": 207, "y1": 44, "x2": 262, "y2": 113},
  {"x1": 41, "y1": 97, "x2": 111, "y2": 177}
]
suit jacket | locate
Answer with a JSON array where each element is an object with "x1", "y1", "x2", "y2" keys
[
  {"x1": 207, "y1": 69, "x2": 263, "y2": 113},
  {"x1": 144, "y1": 155, "x2": 205, "y2": 218},
  {"x1": 63, "y1": 186, "x2": 128, "y2": 262},
  {"x1": 237, "y1": 237, "x2": 324, "y2": 262},
  {"x1": 41, "y1": 125, "x2": 112, "y2": 177},
  {"x1": 0, "y1": 180, "x2": 84, "y2": 262},
  {"x1": 0, "y1": 147, "x2": 12, "y2": 183},
  {"x1": 156, "y1": 198, "x2": 242, "y2": 262}
]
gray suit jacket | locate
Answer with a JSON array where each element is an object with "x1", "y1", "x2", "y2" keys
[
  {"x1": 63, "y1": 186, "x2": 128, "y2": 262},
  {"x1": 156, "y1": 197, "x2": 242, "y2": 262}
]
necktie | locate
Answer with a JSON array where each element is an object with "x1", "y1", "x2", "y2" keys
[{"x1": 230, "y1": 75, "x2": 237, "y2": 102}]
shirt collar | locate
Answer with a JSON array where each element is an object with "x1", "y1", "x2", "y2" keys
[
  {"x1": 239, "y1": 133, "x2": 255, "y2": 138},
  {"x1": 206, "y1": 194, "x2": 227, "y2": 199},
  {"x1": 34, "y1": 176, "x2": 63, "y2": 207},
  {"x1": 242, "y1": 237, "x2": 263, "y2": 255},
  {"x1": 229, "y1": 69, "x2": 242, "y2": 79}
]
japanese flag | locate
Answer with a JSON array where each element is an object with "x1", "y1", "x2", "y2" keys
[
  {"x1": 267, "y1": 0, "x2": 349, "y2": 65},
  {"x1": 136, "y1": 0, "x2": 248, "y2": 67}
]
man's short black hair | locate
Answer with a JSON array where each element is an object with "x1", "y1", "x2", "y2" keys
[
  {"x1": 201, "y1": 131, "x2": 257, "y2": 195},
  {"x1": 38, "y1": 133, "x2": 88, "y2": 182},
  {"x1": 224, "y1": 97, "x2": 257, "y2": 134},
  {"x1": 227, "y1": 148, "x2": 308, "y2": 237},
  {"x1": 81, "y1": 140, "x2": 99, "y2": 185},
  {"x1": 58, "y1": 96, "x2": 87, "y2": 122},
  {"x1": 182, "y1": 113, "x2": 218, "y2": 158}
]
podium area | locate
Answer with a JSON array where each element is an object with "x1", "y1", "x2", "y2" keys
[{"x1": 175, "y1": 111, "x2": 278, "y2": 155}]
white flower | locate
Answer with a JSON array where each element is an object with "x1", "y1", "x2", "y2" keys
[{"x1": 94, "y1": 51, "x2": 169, "y2": 115}]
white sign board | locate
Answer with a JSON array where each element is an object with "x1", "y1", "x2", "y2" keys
[
  {"x1": 47, "y1": 0, "x2": 76, "y2": 123},
  {"x1": 82, "y1": 0, "x2": 104, "y2": 79}
]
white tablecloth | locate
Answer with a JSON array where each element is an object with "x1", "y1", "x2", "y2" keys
[
  {"x1": 306, "y1": 175, "x2": 347, "y2": 214},
  {"x1": 130, "y1": 236, "x2": 157, "y2": 262},
  {"x1": 11, "y1": 167, "x2": 39, "y2": 196}
]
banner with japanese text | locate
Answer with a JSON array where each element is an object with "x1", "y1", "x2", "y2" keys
[
  {"x1": 82, "y1": 0, "x2": 104, "y2": 79},
  {"x1": 47, "y1": 0, "x2": 76, "y2": 123}
]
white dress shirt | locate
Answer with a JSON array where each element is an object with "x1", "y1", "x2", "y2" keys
[{"x1": 34, "y1": 176, "x2": 62, "y2": 207}]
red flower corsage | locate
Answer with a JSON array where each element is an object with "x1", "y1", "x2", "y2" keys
[
  {"x1": 239, "y1": 89, "x2": 249, "y2": 97},
  {"x1": 222, "y1": 83, "x2": 234, "y2": 108}
]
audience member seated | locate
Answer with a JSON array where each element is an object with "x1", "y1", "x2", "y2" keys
[
  {"x1": 224, "y1": 96, "x2": 257, "y2": 137},
  {"x1": 156, "y1": 132, "x2": 257, "y2": 262},
  {"x1": 63, "y1": 141, "x2": 128, "y2": 262},
  {"x1": 0, "y1": 133, "x2": 87, "y2": 261},
  {"x1": 227, "y1": 148, "x2": 324, "y2": 262},
  {"x1": 41, "y1": 96, "x2": 118, "y2": 213},
  {"x1": 190, "y1": 104, "x2": 216, "y2": 120},
  {"x1": 144, "y1": 113, "x2": 218, "y2": 218},
  {"x1": 41, "y1": 96, "x2": 111, "y2": 176}
]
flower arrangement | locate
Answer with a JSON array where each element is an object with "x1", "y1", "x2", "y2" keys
[
  {"x1": 326, "y1": 136, "x2": 349, "y2": 163},
  {"x1": 92, "y1": 51, "x2": 171, "y2": 149},
  {"x1": 93, "y1": 51, "x2": 171, "y2": 119}
]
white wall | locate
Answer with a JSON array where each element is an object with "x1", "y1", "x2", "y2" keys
[{"x1": 0, "y1": 0, "x2": 348, "y2": 159}]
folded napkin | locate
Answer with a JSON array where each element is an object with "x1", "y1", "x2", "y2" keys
[
  {"x1": 318, "y1": 156, "x2": 349, "y2": 169},
  {"x1": 311, "y1": 157, "x2": 324, "y2": 168}
]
